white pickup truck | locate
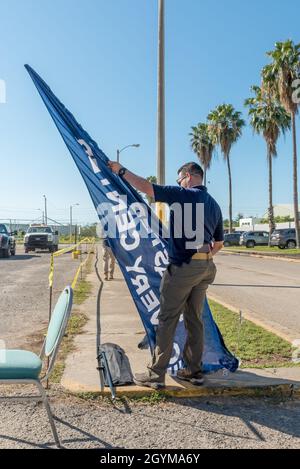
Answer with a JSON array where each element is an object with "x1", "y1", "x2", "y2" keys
[{"x1": 24, "y1": 224, "x2": 59, "y2": 253}]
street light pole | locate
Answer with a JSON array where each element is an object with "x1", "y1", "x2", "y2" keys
[
  {"x1": 116, "y1": 144, "x2": 140, "y2": 164},
  {"x1": 43, "y1": 195, "x2": 48, "y2": 225},
  {"x1": 69, "y1": 206, "x2": 72, "y2": 242},
  {"x1": 70, "y1": 204, "x2": 79, "y2": 243},
  {"x1": 37, "y1": 209, "x2": 44, "y2": 224}
]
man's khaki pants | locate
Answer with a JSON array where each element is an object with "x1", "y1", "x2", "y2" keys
[
  {"x1": 148, "y1": 259, "x2": 216, "y2": 381},
  {"x1": 103, "y1": 246, "x2": 115, "y2": 277}
]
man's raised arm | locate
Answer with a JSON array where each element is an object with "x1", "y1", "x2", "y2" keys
[{"x1": 107, "y1": 161, "x2": 154, "y2": 198}]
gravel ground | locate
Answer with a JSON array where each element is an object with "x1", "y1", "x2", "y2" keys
[
  {"x1": 0, "y1": 245, "x2": 82, "y2": 349},
  {"x1": 0, "y1": 388, "x2": 299, "y2": 449},
  {"x1": 1, "y1": 248, "x2": 300, "y2": 450}
]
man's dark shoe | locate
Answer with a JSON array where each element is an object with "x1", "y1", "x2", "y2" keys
[
  {"x1": 176, "y1": 369, "x2": 204, "y2": 386},
  {"x1": 137, "y1": 334, "x2": 149, "y2": 350},
  {"x1": 133, "y1": 373, "x2": 165, "y2": 390}
]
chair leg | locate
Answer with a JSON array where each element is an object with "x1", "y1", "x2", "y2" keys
[{"x1": 35, "y1": 381, "x2": 61, "y2": 448}]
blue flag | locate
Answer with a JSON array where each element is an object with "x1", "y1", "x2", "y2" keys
[{"x1": 25, "y1": 64, "x2": 238, "y2": 374}]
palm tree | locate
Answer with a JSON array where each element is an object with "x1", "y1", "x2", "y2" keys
[
  {"x1": 208, "y1": 104, "x2": 245, "y2": 233},
  {"x1": 189, "y1": 123, "x2": 215, "y2": 186},
  {"x1": 245, "y1": 85, "x2": 291, "y2": 244},
  {"x1": 145, "y1": 176, "x2": 157, "y2": 205},
  {"x1": 262, "y1": 40, "x2": 300, "y2": 248}
]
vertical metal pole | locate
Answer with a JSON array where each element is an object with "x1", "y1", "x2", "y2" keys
[
  {"x1": 48, "y1": 284, "x2": 53, "y2": 327},
  {"x1": 69, "y1": 206, "x2": 72, "y2": 244},
  {"x1": 44, "y1": 196, "x2": 48, "y2": 225},
  {"x1": 117, "y1": 149, "x2": 120, "y2": 164},
  {"x1": 157, "y1": 0, "x2": 165, "y2": 186},
  {"x1": 156, "y1": 0, "x2": 166, "y2": 223},
  {"x1": 46, "y1": 253, "x2": 54, "y2": 389}
]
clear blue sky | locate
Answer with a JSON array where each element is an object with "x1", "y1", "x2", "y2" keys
[{"x1": 0, "y1": 0, "x2": 299, "y2": 224}]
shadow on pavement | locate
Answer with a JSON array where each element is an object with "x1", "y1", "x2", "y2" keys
[
  {"x1": 173, "y1": 394, "x2": 300, "y2": 441},
  {"x1": 0, "y1": 254, "x2": 41, "y2": 261},
  {"x1": 0, "y1": 414, "x2": 117, "y2": 449}
]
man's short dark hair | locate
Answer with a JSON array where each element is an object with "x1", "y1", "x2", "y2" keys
[{"x1": 177, "y1": 162, "x2": 204, "y2": 179}]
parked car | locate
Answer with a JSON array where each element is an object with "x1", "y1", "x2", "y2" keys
[
  {"x1": 239, "y1": 231, "x2": 269, "y2": 248},
  {"x1": 0, "y1": 224, "x2": 16, "y2": 257},
  {"x1": 270, "y1": 228, "x2": 296, "y2": 249},
  {"x1": 24, "y1": 224, "x2": 59, "y2": 253},
  {"x1": 223, "y1": 233, "x2": 241, "y2": 247}
]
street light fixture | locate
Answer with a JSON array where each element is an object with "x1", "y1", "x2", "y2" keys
[
  {"x1": 70, "y1": 203, "x2": 79, "y2": 243},
  {"x1": 116, "y1": 144, "x2": 140, "y2": 163}
]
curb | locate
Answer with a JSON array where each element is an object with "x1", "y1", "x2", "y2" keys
[
  {"x1": 222, "y1": 249, "x2": 300, "y2": 263},
  {"x1": 66, "y1": 383, "x2": 298, "y2": 399}
]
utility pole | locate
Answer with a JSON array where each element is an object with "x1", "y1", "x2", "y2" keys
[
  {"x1": 43, "y1": 195, "x2": 48, "y2": 225},
  {"x1": 157, "y1": 0, "x2": 165, "y2": 186},
  {"x1": 156, "y1": 0, "x2": 165, "y2": 222}
]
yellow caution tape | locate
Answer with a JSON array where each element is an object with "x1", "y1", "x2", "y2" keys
[
  {"x1": 48, "y1": 238, "x2": 95, "y2": 289},
  {"x1": 53, "y1": 237, "x2": 94, "y2": 258},
  {"x1": 49, "y1": 253, "x2": 54, "y2": 288},
  {"x1": 71, "y1": 266, "x2": 81, "y2": 290},
  {"x1": 71, "y1": 242, "x2": 95, "y2": 289}
]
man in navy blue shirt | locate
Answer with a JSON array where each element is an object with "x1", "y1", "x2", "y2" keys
[{"x1": 108, "y1": 161, "x2": 224, "y2": 389}]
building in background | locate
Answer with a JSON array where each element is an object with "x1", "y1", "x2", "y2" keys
[
  {"x1": 0, "y1": 220, "x2": 77, "y2": 236},
  {"x1": 239, "y1": 216, "x2": 295, "y2": 233},
  {"x1": 262, "y1": 204, "x2": 300, "y2": 219}
]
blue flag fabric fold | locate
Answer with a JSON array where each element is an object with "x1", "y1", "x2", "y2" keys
[{"x1": 25, "y1": 64, "x2": 238, "y2": 374}]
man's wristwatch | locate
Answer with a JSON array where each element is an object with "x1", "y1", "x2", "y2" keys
[{"x1": 118, "y1": 167, "x2": 127, "y2": 177}]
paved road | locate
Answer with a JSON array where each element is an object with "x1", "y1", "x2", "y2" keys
[
  {"x1": 0, "y1": 393, "x2": 299, "y2": 449},
  {"x1": 0, "y1": 246, "x2": 81, "y2": 349},
  {"x1": 210, "y1": 252, "x2": 300, "y2": 342}
]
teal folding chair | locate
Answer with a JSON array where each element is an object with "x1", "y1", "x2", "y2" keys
[{"x1": 0, "y1": 286, "x2": 73, "y2": 448}]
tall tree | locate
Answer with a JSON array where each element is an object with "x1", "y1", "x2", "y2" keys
[
  {"x1": 245, "y1": 85, "x2": 291, "y2": 244},
  {"x1": 262, "y1": 40, "x2": 300, "y2": 248},
  {"x1": 208, "y1": 104, "x2": 245, "y2": 233},
  {"x1": 145, "y1": 176, "x2": 157, "y2": 205},
  {"x1": 189, "y1": 123, "x2": 215, "y2": 186}
]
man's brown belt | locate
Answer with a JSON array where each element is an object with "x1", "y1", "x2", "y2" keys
[{"x1": 192, "y1": 252, "x2": 213, "y2": 260}]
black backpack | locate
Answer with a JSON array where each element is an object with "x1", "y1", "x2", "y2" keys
[{"x1": 98, "y1": 343, "x2": 134, "y2": 386}]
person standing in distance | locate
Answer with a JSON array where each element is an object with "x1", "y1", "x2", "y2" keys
[{"x1": 102, "y1": 236, "x2": 115, "y2": 281}]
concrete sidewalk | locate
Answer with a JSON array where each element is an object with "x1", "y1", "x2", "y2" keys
[{"x1": 61, "y1": 262, "x2": 300, "y2": 398}]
